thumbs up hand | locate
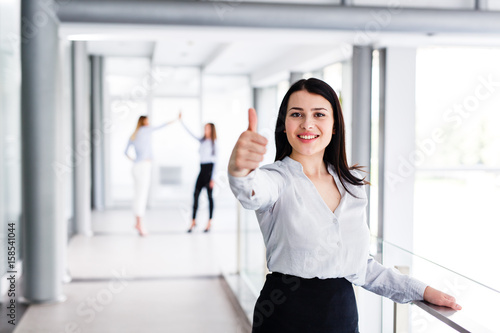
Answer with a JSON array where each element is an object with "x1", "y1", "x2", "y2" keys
[{"x1": 228, "y1": 108, "x2": 268, "y2": 177}]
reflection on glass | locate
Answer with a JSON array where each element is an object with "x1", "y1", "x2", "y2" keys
[
  {"x1": 383, "y1": 241, "x2": 500, "y2": 333},
  {"x1": 414, "y1": 47, "x2": 500, "y2": 294},
  {"x1": 414, "y1": 171, "x2": 500, "y2": 291}
]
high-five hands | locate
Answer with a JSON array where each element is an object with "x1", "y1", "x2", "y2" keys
[{"x1": 228, "y1": 108, "x2": 268, "y2": 177}]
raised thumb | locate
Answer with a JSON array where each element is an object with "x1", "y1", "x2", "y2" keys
[{"x1": 248, "y1": 108, "x2": 258, "y2": 132}]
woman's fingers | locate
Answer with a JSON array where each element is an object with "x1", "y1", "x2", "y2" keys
[
  {"x1": 442, "y1": 294, "x2": 462, "y2": 310},
  {"x1": 237, "y1": 159, "x2": 261, "y2": 171},
  {"x1": 239, "y1": 138, "x2": 267, "y2": 154},
  {"x1": 423, "y1": 286, "x2": 462, "y2": 311},
  {"x1": 239, "y1": 151, "x2": 265, "y2": 163},
  {"x1": 240, "y1": 130, "x2": 268, "y2": 146},
  {"x1": 228, "y1": 108, "x2": 268, "y2": 177}
]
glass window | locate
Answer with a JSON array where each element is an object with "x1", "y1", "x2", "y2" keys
[
  {"x1": 105, "y1": 57, "x2": 152, "y2": 97},
  {"x1": 414, "y1": 47, "x2": 500, "y2": 291},
  {"x1": 108, "y1": 99, "x2": 148, "y2": 204},
  {"x1": 151, "y1": 97, "x2": 200, "y2": 205},
  {"x1": 154, "y1": 66, "x2": 201, "y2": 97},
  {"x1": 323, "y1": 63, "x2": 343, "y2": 96}
]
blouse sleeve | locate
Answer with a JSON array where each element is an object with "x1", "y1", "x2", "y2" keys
[
  {"x1": 151, "y1": 123, "x2": 169, "y2": 131},
  {"x1": 228, "y1": 164, "x2": 287, "y2": 212},
  {"x1": 181, "y1": 121, "x2": 202, "y2": 141},
  {"x1": 211, "y1": 140, "x2": 218, "y2": 181},
  {"x1": 357, "y1": 256, "x2": 428, "y2": 304},
  {"x1": 124, "y1": 139, "x2": 133, "y2": 157}
]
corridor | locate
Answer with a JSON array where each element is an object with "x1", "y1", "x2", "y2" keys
[{"x1": 12, "y1": 208, "x2": 249, "y2": 333}]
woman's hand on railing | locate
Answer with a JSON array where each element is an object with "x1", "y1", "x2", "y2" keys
[{"x1": 423, "y1": 286, "x2": 462, "y2": 311}]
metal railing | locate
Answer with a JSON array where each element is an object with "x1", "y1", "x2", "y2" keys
[{"x1": 412, "y1": 300, "x2": 495, "y2": 333}]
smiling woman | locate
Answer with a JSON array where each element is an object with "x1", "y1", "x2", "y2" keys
[{"x1": 228, "y1": 78, "x2": 461, "y2": 333}]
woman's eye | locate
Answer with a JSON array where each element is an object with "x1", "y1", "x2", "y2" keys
[
  {"x1": 315, "y1": 113, "x2": 325, "y2": 117},
  {"x1": 290, "y1": 112, "x2": 301, "y2": 117}
]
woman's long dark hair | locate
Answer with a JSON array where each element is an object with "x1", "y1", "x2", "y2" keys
[
  {"x1": 203, "y1": 123, "x2": 217, "y2": 155},
  {"x1": 275, "y1": 78, "x2": 369, "y2": 194}
]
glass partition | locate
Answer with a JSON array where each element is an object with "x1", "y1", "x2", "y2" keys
[
  {"x1": 414, "y1": 46, "x2": 500, "y2": 293},
  {"x1": 104, "y1": 57, "x2": 153, "y2": 207},
  {"x1": 239, "y1": 208, "x2": 266, "y2": 296},
  {"x1": 382, "y1": 240, "x2": 500, "y2": 332}
]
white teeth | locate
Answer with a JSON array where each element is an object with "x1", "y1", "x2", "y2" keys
[{"x1": 298, "y1": 135, "x2": 319, "y2": 140}]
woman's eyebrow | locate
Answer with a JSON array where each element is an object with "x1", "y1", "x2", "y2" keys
[{"x1": 287, "y1": 107, "x2": 328, "y2": 112}]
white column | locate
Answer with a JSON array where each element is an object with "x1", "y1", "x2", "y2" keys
[
  {"x1": 90, "y1": 55, "x2": 105, "y2": 211},
  {"x1": 21, "y1": 0, "x2": 65, "y2": 303},
  {"x1": 379, "y1": 47, "x2": 417, "y2": 250},
  {"x1": 378, "y1": 47, "x2": 417, "y2": 333},
  {"x1": 72, "y1": 41, "x2": 93, "y2": 236},
  {"x1": 341, "y1": 59, "x2": 353, "y2": 165},
  {"x1": 351, "y1": 46, "x2": 372, "y2": 180},
  {"x1": 289, "y1": 72, "x2": 303, "y2": 85},
  {"x1": 350, "y1": 46, "x2": 382, "y2": 333}
]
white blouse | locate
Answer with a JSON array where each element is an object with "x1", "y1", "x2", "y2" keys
[
  {"x1": 181, "y1": 121, "x2": 218, "y2": 177},
  {"x1": 124, "y1": 124, "x2": 167, "y2": 163},
  {"x1": 228, "y1": 156, "x2": 427, "y2": 303}
]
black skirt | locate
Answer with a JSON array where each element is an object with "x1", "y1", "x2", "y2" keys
[{"x1": 252, "y1": 272, "x2": 359, "y2": 333}]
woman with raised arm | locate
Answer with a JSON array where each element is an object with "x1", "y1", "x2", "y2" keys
[
  {"x1": 228, "y1": 78, "x2": 461, "y2": 333},
  {"x1": 125, "y1": 114, "x2": 179, "y2": 236},
  {"x1": 179, "y1": 114, "x2": 218, "y2": 233}
]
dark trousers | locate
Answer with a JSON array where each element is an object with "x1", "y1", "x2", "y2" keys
[
  {"x1": 252, "y1": 272, "x2": 359, "y2": 333},
  {"x1": 192, "y1": 163, "x2": 214, "y2": 219}
]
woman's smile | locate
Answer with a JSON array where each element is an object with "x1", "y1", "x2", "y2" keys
[{"x1": 297, "y1": 132, "x2": 320, "y2": 142}]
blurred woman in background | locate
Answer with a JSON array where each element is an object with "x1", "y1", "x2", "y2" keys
[
  {"x1": 125, "y1": 114, "x2": 179, "y2": 236},
  {"x1": 180, "y1": 114, "x2": 218, "y2": 233}
]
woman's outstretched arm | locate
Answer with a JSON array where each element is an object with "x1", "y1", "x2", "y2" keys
[
  {"x1": 152, "y1": 112, "x2": 181, "y2": 131},
  {"x1": 356, "y1": 257, "x2": 461, "y2": 310},
  {"x1": 124, "y1": 140, "x2": 134, "y2": 161},
  {"x1": 179, "y1": 112, "x2": 202, "y2": 141}
]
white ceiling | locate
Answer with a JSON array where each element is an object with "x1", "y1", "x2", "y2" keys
[
  {"x1": 152, "y1": 40, "x2": 222, "y2": 67},
  {"x1": 61, "y1": 23, "x2": 500, "y2": 86}
]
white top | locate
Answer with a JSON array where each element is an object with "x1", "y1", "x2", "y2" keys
[
  {"x1": 181, "y1": 122, "x2": 218, "y2": 178},
  {"x1": 124, "y1": 124, "x2": 167, "y2": 163},
  {"x1": 198, "y1": 140, "x2": 218, "y2": 165},
  {"x1": 228, "y1": 156, "x2": 427, "y2": 303}
]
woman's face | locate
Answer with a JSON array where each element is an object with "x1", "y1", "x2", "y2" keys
[
  {"x1": 204, "y1": 124, "x2": 212, "y2": 138},
  {"x1": 285, "y1": 90, "x2": 335, "y2": 159},
  {"x1": 143, "y1": 117, "x2": 149, "y2": 126}
]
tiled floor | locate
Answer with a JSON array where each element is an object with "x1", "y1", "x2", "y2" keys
[{"x1": 12, "y1": 206, "x2": 250, "y2": 333}]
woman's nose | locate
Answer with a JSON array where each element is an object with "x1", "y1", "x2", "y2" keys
[{"x1": 300, "y1": 116, "x2": 314, "y2": 129}]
